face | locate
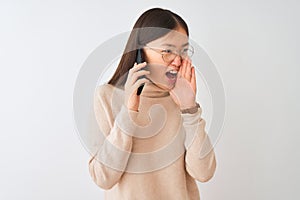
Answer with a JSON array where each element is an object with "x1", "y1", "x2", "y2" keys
[{"x1": 143, "y1": 26, "x2": 190, "y2": 90}]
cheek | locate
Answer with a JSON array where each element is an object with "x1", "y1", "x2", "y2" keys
[{"x1": 147, "y1": 65, "x2": 166, "y2": 79}]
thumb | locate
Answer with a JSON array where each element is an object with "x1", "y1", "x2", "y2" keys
[
  {"x1": 177, "y1": 70, "x2": 182, "y2": 79},
  {"x1": 169, "y1": 90, "x2": 180, "y2": 106}
]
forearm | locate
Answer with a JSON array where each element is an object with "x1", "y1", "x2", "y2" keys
[
  {"x1": 182, "y1": 107, "x2": 217, "y2": 182},
  {"x1": 89, "y1": 99, "x2": 138, "y2": 189},
  {"x1": 89, "y1": 128, "x2": 132, "y2": 189}
]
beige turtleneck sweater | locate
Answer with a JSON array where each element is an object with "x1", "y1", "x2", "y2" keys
[{"x1": 88, "y1": 81, "x2": 216, "y2": 200}]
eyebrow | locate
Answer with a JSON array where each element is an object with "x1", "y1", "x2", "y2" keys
[{"x1": 161, "y1": 42, "x2": 189, "y2": 48}]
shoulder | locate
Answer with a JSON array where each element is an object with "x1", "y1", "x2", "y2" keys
[
  {"x1": 95, "y1": 83, "x2": 113, "y2": 95},
  {"x1": 94, "y1": 83, "x2": 125, "y2": 114},
  {"x1": 95, "y1": 83, "x2": 124, "y2": 100}
]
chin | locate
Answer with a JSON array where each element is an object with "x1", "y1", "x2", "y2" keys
[
  {"x1": 155, "y1": 81, "x2": 175, "y2": 91},
  {"x1": 147, "y1": 75, "x2": 176, "y2": 91}
]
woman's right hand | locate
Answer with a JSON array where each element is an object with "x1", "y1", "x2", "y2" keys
[{"x1": 124, "y1": 62, "x2": 150, "y2": 111}]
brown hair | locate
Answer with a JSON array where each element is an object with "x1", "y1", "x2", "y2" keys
[{"x1": 107, "y1": 8, "x2": 189, "y2": 88}]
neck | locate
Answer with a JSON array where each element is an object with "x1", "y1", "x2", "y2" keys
[{"x1": 140, "y1": 81, "x2": 170, "y2": 98}]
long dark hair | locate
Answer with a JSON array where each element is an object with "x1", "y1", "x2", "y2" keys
[{"x1": 107, "y1": 8, "x2": 189, "y2": 88}]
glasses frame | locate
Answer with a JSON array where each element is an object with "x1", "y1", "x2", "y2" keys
[{"x1": 143, "y1": 44, "x2": 194, "y2": 63}]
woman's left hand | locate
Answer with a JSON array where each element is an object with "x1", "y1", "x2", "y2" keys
[{"x1": 170, "y1": 58, "x2": 197, "y2": 109}]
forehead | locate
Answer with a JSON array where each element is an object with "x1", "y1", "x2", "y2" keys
[{"x1": 147, "y1": 29, "x2": 189, "y2": 48}]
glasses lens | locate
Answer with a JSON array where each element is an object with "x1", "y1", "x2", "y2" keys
[
  {"x1": 161, "y1": 46, "x2": 194, "y2": 62},
  {"x1": 188, "y1": 46, "x2": 194, "y2": 57},
  {"x1": 183, "y1": 46, "x2": 194, "y2": 58},
  {"x1": 162, "y1": 52, "x2": 176, "y2": 62}
]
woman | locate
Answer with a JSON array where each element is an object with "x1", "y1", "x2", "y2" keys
[{"x1": 89, "y1": 7, "x2": 216, "y2": 200}]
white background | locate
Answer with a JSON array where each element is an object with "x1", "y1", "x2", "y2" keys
[{"x1": 0, "y1": 0, "x2": 299, "y2": 199}]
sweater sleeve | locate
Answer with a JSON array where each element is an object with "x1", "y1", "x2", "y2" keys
[
  {"x1": 88, "y1": 85, "x2": 138, "y2": 190},
  {"x1": 182, "y1": 105, "x2": 217, "y2": 183}
]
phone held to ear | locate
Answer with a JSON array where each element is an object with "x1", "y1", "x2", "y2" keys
[{"x1": 136, "y1": 49, "x2": 146, "y2": 95}]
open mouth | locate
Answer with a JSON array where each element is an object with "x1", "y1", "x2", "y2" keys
[{"x1": 165, "y1": 70, "x2": 178, "y2": 80}]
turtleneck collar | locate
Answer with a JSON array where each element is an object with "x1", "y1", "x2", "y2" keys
[{"x1": 140, "y1": 81, "x2": 170, "y2": 98}]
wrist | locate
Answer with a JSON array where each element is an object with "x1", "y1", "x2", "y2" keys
[
  {"x1": 180, "y1": 102, "x2": 200, "y2": 114},
  {"x1": 180, "y1": 102, "x2": 197, "y2": 110}
]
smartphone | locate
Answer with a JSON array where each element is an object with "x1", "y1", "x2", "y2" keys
[{"x1": 136, "y1": 49, "x2": 146, "y2": 95}]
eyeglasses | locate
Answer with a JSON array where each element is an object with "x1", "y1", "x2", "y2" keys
[{"x1": 144, "y1": 44, "x2": 194, "y2": 63}]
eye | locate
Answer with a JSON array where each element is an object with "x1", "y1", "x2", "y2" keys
[
  {"x1": 161, "y1": 49, "x2": 173, "y2": 54},
  {"x1": 181, "y1": 48, "x2": 189, "y2": 53}
]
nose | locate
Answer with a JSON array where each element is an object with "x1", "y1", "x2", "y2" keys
[{"x1": 170, "y1": 55, "x2": 182, "y2": 68}]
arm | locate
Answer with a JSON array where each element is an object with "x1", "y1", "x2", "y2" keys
[
  {"x1": 182, "y1": 105, "x2": 217, "y2": 183},
  {"x1": 88, "y1": 84, "x2": 138, "y2": 189}
]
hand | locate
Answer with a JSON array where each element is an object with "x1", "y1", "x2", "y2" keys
[
  {"x1": 170, "y1": 58, "x2": 197, "y2": 109},
  {"x1": 124, "y1": 62, "x2": 150, "y2": 111}
]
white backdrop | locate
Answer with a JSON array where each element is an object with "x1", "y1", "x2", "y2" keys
[{"x1": 0, "y1": 0, "x2": 299, "y2": 199}]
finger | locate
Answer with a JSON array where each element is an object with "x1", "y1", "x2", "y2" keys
[
  {"x1": 135, "y1": 62, "x2": 147, "y2": 69},
  {"x1": 177, "y1": 69, "x2": 182, "y2": 78},
  {"x1": 182, "y1": 59, "x2": 189, "y2": 80},
  {"x1": 131, "y1": 70, "x2": 151, "y2": 84},
  {"x1": 187, "y1": 58, "x2": 191, "y2": 69},
  {"x1": 181, "y1": 59, "x2": 187, "y2": 78},
  {"x1": 178, "y1": 64, "x2": 183, "y2": 77},
  {"x1": 128, "y1": 62, "x2": 147, "y2": 84},
  {"x1": 191, "y1": 66, "x2": 197, "y2": 94},
  {"x1": 129, "y1": 62, "x2": 147, "y2": 76},
  {"x1": 128, "y1": 62, "x2": 137, "y2": 75},
  {"x1": 132, "y1": 78, "x2": 150, "y2": 91},
  {"x1": 184, "y1": 60, "x2": 191, "y2": 81}
]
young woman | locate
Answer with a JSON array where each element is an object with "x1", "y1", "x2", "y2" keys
[{"x1": 88, "y1": 7, "x2": 216, "y2": 200}]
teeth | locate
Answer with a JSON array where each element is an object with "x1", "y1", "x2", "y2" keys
[{"x1": 169, "y1": 70, "x2": 178, "y2": 74}]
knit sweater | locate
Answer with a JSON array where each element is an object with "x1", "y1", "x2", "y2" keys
[{"x1": 88, "y1": 81, "x2": 217, "y2": 200}]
